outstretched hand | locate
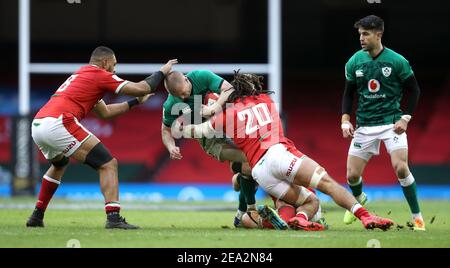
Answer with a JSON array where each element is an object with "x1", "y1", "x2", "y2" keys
[{"x1": 160, "y1": 59, "x2": 179, "y2": 75}]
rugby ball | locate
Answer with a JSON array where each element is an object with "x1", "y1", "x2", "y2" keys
[{"x1": 204, "y1": 92, "x2": 219, "y2": 107}]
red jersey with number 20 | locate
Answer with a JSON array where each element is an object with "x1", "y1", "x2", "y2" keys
[
  {"x1": 211, "y1": 94, "x2": 300, "y2": 168},
  {"x1": 35, "y1": 65, "x2": 129, "y2": 121}
]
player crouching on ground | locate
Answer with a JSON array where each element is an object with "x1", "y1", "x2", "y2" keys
[
  {"x1": 179, "y1": 71, "x2": 395, "y2": 231},
  {"x1": 27, "y1": 46, "x2": 177, "y2": 229}
]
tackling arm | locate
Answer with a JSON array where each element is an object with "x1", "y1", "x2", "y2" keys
[
  {"x1": 203, "y1": 80, "x2": 234, "y2": 116},
  {"x1": 93, "y1": 95, "x2": 152, "y2": 120},
  {"x1": 182, "y1": 121, "x2": 216, "y2": 139},
  {"x1": 119, "y1": 59, "x2": 178, "y2": 97}
]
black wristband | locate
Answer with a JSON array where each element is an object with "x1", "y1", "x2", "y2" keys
[
  {"x1": 144, "y1": 71, "x2": 165, "y2": 92},
  {"x1": 127, "y1": 98, "x2": 140, "y2": 109}
]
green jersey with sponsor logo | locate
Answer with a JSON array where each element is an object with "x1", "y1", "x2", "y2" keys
[
  {"x1": 345, "y1": 47, "x2": 413, "y2": 127},
  {"x1": 162, "y1": 70, "x2": 224, "y2": 127}
]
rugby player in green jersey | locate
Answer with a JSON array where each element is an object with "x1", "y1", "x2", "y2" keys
[{"x1": 341, "y1": 15, "x2": 424, "y2": 230}]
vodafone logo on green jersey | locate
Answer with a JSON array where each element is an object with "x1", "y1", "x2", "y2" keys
[{"x1": 368, "y1": 79, "x2": 380, "y2": 93}]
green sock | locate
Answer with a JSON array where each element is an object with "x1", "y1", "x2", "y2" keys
[
  {"x1": 401, "y1": 181, "x2": 421, "y2": 214},
  {"x1": 239, "y1": 174, "x2": 256, "y2": 206},
  {"x1": 348, "y1": 176, "x2": 363, "y2": 197}
]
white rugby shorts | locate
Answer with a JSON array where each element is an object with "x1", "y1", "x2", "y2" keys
[
  {"x1": 348, "y1": 124, "x2": 408, "y2": 161},
  {"x1": 251, "y1": 143, "x2": 310, "y2": 202},
  {"x1": 31, "y1": 113, "x2": 92, "y2": 160}
]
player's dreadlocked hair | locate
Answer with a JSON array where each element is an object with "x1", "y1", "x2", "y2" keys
[{"x1": 228, "y1": 70, "x2": 273, "y2": 103}]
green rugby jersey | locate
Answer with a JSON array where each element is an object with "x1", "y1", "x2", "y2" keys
[
  {"x1": 162, "y1": 70, "x2": 224, "y2": 127},
  {"x1": 345, "y1": 47, "x2": 414, "y2": 127}
]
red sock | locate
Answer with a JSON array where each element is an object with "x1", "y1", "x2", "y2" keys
[
  {"x1": 105, "y1": 202, "x2": 121, "y2": 215},
  {"x1": 35, "y1": 175, "x2": 60, "y2": 211},
  {"x1": 278, "y1": 205, "x2": 296, "y2": 222},
  {"x1": 295, "y1": 212, "x2": 308, "y2": 221},
  {"x1": 354, "y1": 207, "x2": 370, "y2": 220}
]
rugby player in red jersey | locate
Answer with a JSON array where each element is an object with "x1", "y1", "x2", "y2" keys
[
  {"x1": 27, "y1": 46, "x2": 177, "y2": 229},
  {"x1": 180, "y1": 71, "x2": 394, "y2": 231}
]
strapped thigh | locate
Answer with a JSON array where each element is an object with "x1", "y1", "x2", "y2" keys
[{"x1": 309, "y1": 166, "x2": 327, "y2": 188}]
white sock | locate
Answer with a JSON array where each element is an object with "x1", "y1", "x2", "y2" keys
[
  {"x1": 310, "y1": 205, "x2": 322, "y2": 222},
  {"x1": 351, "y1": 203, "x2": 363, "y2": 214},
  {"x1": 412, "y1": 212, "x2": 423, "y2": 220},
  {"x1": 236, "y1": 210, "x2": 245, "y2": 220},
  {"x1": 398, "y1": 173, "x2": 415, "y2": 187}
]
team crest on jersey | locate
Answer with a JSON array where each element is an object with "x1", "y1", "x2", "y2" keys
[
  {"x1": 382, "y1": 67, "x2": 392, "y2": 77},
  {"x1": 368, "y1": 79, "x2": 380, "y2": 93}
]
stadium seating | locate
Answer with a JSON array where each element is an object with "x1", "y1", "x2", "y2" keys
[
  {"x1": 410, "y1": 84, "x2": 450, "y2": 164},
  {"x1": 153, "y1": 139, "x2": 231, "y2": 183},
  {"x1": 0, "y1": 81, "x2": 448, "y2": 184}
]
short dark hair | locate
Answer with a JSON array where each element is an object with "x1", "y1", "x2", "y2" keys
[
  {"x1": 354, "y1": 15, "x2": 384, "y2": 32},
  {"x1": 90, "y1": 46, "x2": 115, "y2": 62}
]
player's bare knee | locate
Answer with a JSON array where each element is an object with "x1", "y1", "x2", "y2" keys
[
  {"x1": 346, "y1": 168, "x2": 360, "y2": 184},
  {"x1": 101, "y1": 157, "x2": 118, "y2": 171},
  {"x1": 50, "y1": 156, "x2": 69, "y2": 170},
  {"x1": 304, "y1": 193, "x2": 320, "y2": 208},
  {"x1": 394, "y1": 162, "x2": 409, "y2": 178}
]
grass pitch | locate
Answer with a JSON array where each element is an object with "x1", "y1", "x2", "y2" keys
[{"x1": 0, "y1": 198, "x2": 449, "y2": 248}]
